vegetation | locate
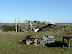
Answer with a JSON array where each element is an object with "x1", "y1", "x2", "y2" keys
[
  {"x1": 1, "y1": 25, "x2": 20, "y2": 32},
  {"x1": 0, "y1": 23, "x2": 72, "y2": 54},
  {"x1": 0, "y1": 32, "x2": 72, "y2": 54}
]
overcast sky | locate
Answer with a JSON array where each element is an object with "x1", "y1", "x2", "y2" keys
[{"x1": 0, "y1": 0, "x2": 72, "y2": 23}]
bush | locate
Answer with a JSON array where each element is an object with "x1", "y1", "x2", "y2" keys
[{"x1": 1, "y1": 25, "x2": 16, "y2": 31}]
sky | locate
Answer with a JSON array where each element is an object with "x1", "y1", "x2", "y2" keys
[{"x1": 0, "y1": 0, "x2": 72, "y2": 23}]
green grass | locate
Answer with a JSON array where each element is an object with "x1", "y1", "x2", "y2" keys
[
  {"x1": 0, "y1": 23, "x2": 72, "y2": 54},
  {"x1": 0, "y1": 32, "x2": 72, "y2": 54}
]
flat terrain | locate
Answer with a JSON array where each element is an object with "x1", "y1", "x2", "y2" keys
[
  {"x1": 0, "y1": 32, "x2": 72, "y2": 54},
  {"x1": 0, "y1": 23, "x2": 72, "y2": 54}
]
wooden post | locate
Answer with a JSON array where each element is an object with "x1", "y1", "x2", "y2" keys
[
  {"x1": 19, "y1": 19, "x2": 20, "y2": 27},
  {"x1": 68, "y1": 39, "x2": 70, "y2": 48},
  {"x1": 37, "y1": 21, "x2": 39, "y2": 28},
  {"x1": 30, "y1": 21, "x2": 32, "y2": 32},
  {"x1": 63, "y1": 37, "x2": 64, "y2": 48},
  {"x1": 15, "y1": 18, "x2": 17, "y2": 32}
]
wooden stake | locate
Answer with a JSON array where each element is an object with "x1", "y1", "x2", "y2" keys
[
  {"x1": 15, "y1": 18, "x2": 17, "y2": 32},
  {"x1": 30, "y1": 21, "x2": 32, "y2": 31},
  {"x1": 19, "y1": 19, "x2": 20, "y2": 27}
]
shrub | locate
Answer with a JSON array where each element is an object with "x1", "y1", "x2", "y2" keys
[{"x1": 1, "y1": 25, "x2": 16, "y2": 31}]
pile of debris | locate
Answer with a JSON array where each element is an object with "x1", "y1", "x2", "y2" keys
[
  {"x1": 19, "y1": 34, "x2": 55, "y2": 46},
  {"x1": 25, "y1": 34, "x2": 38, "y2": 46},
  {"x1": 24, "y1": 20, "x2": 55, "y2": 32},
  {"x1": 40, "y1": 35, "x2": 55, "y2": 46}
]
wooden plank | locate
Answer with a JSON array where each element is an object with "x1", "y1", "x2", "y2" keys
[{"x1": 24, "y1": 20, "x2": 55, "y2": 25}]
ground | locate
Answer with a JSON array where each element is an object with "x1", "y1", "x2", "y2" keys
[
  {"x1": 0, "y1": 23, "x2": 72, "y2": 54},
  {"x1": 0, "y1": 31, "x2": 72, "y2": 54}
]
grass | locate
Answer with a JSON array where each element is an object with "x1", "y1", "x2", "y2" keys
[
  {"x1": 0, "y1": 32, "x2": 72, "y2": 54},
  {"x1": 0, "y1": 23, "x2": 72, "y2": 54}
]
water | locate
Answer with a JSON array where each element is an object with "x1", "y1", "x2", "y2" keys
[{"x1": 0, "y1": 24, "x2": 4, "y2": 25}]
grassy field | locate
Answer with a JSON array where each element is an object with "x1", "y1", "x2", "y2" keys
[
  {"x1": 0, "y1": 31, "x2": 72, "y2": 54},
  {"x1": 0, "y1": 23, "x2": 72, "y2": 54}
]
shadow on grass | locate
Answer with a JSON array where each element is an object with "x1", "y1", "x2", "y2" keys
[
  {"x1": 18, "y1": 40, "x2": 68, "y2": 50},
  {"x1": 19, "y1": 40, "x2": 68, "y2": 48},
  {"x1": 45, "y1": 41, "x2": 68, "y2": 47}
]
